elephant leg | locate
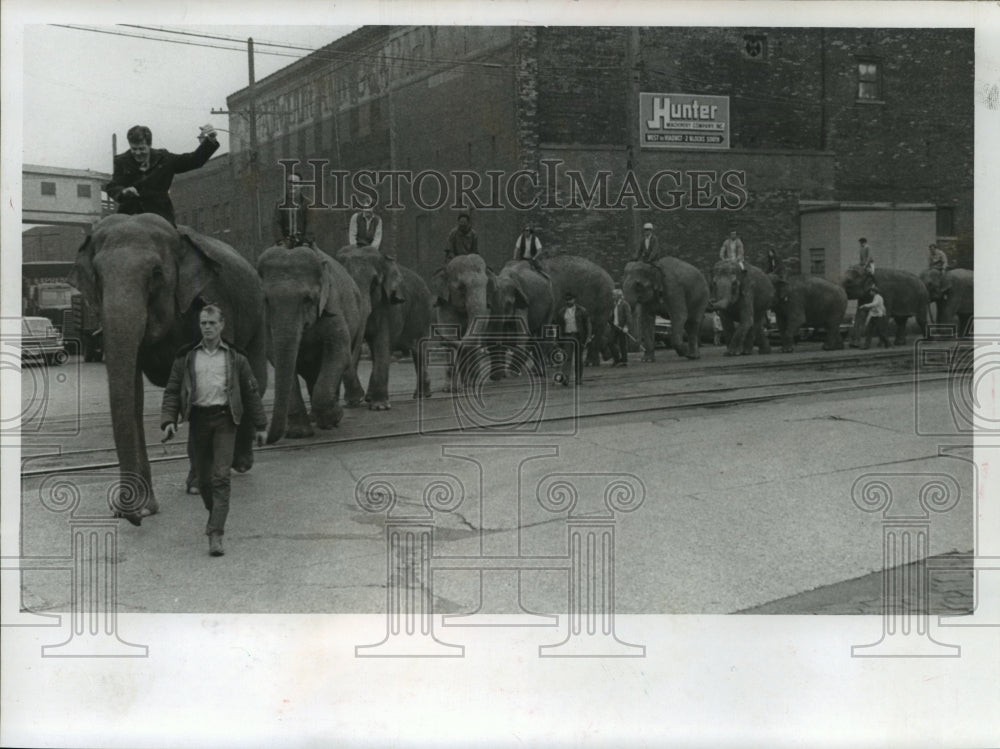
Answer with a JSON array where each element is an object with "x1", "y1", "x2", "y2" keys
[
  {"x1": 312, "y1": 319, "x2": 352, "y2": 429},
  {"x1": 824, "y1": 321, "x2": 844, "y2": 350},
  {"x1": 893, "y1": 316, "x2": 909, "y2": 346},
  {"x1": 756, "y1": 317, "x2": 771, "y2": 354},
  {"x1": 684, "y1": 318, "x2": 700, "y2": 359},
  {"x1": 728, "y1": 313, "x2": 750, "y2": 355},
  {"x1": 132, "y1": 366, "x2": 158, "y2": 516},
  {"x1": 638, "y1": 306, "x2": 655, "y2": 362},
  {"x1": 285, "y1": 372, "x2": 315, "y2": 438},
  {"x1": 850, "y1": 313, "x2": 865, "y2": 347},
  {"x1": 365, "y1": 323, "x2": 393, "y2": 410},
  {"x1": 670, "y1": 313, "x2": 689, "y2": 358},
  {"x1": 782, "y1": 313, "x2": 804, "y2": 353},
  {"x1": 342, "y1": 339, "x2": 366, "y2": 408},
  {"x1": 412, "y1": 343, "x2": 432, "y2": 399}
]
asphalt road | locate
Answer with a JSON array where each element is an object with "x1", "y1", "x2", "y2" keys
[{"x1": 14, "y1": 344, "x2": 974, "y2": 616}]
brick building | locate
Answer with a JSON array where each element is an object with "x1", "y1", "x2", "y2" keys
[{"x1": 170, "y1": 26, "x2": 973, "y2": 282}]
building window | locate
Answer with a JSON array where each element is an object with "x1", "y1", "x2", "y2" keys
[
  {"x1": 856, "y1": 59, "x2": 882, "y2": 101},
  {"x1": 77, "y1": 184, "x2": 92, "y2": 198},
  {"x1": 809, "y1": 248, "x2": 825, "y2": 275},
  {"x1": 741, "y1": 34, "x2": 768, "y2": 61},
  {"x1": 40, "y1": 181, "x2": 56, "y2": 196},
  {"x1": 936, "y1": 207, "x2": 956, "y2": 237}
]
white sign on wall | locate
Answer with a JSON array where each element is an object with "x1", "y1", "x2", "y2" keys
[{"x1": 640, "y1": 92, "x2": 731, "y2": 150}]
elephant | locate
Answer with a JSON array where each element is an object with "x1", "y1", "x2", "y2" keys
[
  {"x1": 709, "y1": 260, "x2": 774, "y2": 356},
  {"x1": 539, "y1": 254, "x2": 615, "y2": 366},
  {"x1": 335, "y1": 245, "x2": 433, "y2": 408},
  {"x1": 841, "y1": 265, "x2": 929, "y2": 346},
  {"x1": 430, "y1": 253, "x2": 500, "y2": 391},
  {"x1": 920, "y1": 267, "x2": 973, "y2": 336},
  {"x1": 769, "y1": 274, "x2": 848, "y2": 352},
  {"x1": 622, "y1": 257, "x2": 710, "y2": 360},
  {"x1": 494, "y1": 259, "x2": 556, "y2": 337},
  {"x1": 257, "y1": 244, "x2": 369, "y2": 443},
  {"x1": 71, "y1": 214, "x2": 268, "y2": 524},
  {"x1": 491, "y1": 260, "x2": 557, "y2": 376}
]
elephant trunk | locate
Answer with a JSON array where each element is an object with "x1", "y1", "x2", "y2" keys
[
  {"x1": 101, "y1": 293, "x2": 155, "y2": 512},
  {"x1": 266, "y1": 316, "x2": 304, "y2": 444}
]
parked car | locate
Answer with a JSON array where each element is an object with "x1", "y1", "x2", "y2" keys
[
  {"x1": 21, "y1": 316, "x2": 68, "y2": 366},
  {"x1": 654, "y1": 316, "x2": 671, "y2": 347}
]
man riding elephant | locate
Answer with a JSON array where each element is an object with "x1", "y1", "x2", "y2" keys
[
  {"x1": 842, "y1": 265, "x2": 929, "y2": 346},
  {"x1": 336, "y1": 245, "x2": 434, "y2": 408},
  {"x1": 257, "y1": 244, "x2": 368, "y2": 443},
  {"x1": 71, "y1": 214, "x2": 268, "y2": 526},
  {"x1": 622, "y1": 256, "x2": 709, "y2": 361},
  {"x1": 709, "y1": 260, "x2": 774, "y2": 356},
  {"x1": 920, "y1": 266, "x2": 973, "y2": 336},
  {"x1": 105, "y1": 124, "x2": 219, "y2": 226},
  {"x1": 769, "y1": 273, "x2": 848, "y2": 352}
]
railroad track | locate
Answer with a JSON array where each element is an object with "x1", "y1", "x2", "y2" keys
[{"x1": 21, "y1": 347, "x2": 936, "y2": 478}]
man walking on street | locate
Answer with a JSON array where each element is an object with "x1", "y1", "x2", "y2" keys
[
  {"x1": 609, "y1": 288, "x2": 633, "y2": 366},
  {"x1": 555, "y1": 292, "x2": 592, "y2": 386},
  {"x1": 160, "y1": 305, "x2": 267, "y2": 557}
]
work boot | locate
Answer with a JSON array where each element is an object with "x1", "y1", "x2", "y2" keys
[{"x1": 209, "y1": 533, "x2": 224, "y2": 557}]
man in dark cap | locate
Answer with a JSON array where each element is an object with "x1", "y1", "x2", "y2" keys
[{"x1": 554, "y1": 291, "x2": 592, "y2": 386}]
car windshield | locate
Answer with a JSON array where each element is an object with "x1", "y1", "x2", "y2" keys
[
  {"x1": 37, "y1": 287, "x2": 74, "y2": 308},
  {"x1": 23, "y1": 318, "x2": 53, "y2": 336}
]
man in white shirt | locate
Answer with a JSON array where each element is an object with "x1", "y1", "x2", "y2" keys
[
  {"x1": 858, "y1": 286, "x2": 890, "y2": 349},
  {"x1": 633, "y1": 222, "x2": 662, "y2": 263},
  {"x1": 349, "y1": 200, "x2": 384, "y2": 253},
  {"x1": 719, "y1": 229, "x2": 745, "y2": 271},
  {"x1": 160, "y1": 306, "x2": 268, "y2": 556},
  {"x1": 554, "y1": 292, "x2": 592, "y2": 386}
]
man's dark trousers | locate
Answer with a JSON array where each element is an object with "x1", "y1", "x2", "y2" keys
[
  {"x1": 561, "y1": 332, "x2": 587, "y2": 384},
  {"x1": 190, "y1": 406, "x2": 237, "y2": 536}
]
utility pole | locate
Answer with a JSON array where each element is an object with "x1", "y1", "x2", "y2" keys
[
  {"x1": 247, "y1": 38, "x2": 261, "y2": 250},
  {"x1": 213, "y1": 38, "x2": 289, "y2": 259}
]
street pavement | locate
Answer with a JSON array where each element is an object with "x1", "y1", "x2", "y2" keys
[{"x1": 15, "y1": 345, "x2": 974, "y2": 616}]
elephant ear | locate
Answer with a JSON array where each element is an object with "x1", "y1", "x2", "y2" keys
[
  {"x1": 318, "y1": 254, "x2": 344, "y2": 318},
  {"x1": 430, "y1": 267, "x2": 450, "y2": 307},
  {"x1": 486, "y1": 270, "x2": 498, "y2": 311},
  {"x1": 772, "y1": 277, "x2": 789, "y2": 304},
  {"x1": 176, "y1": 233, "x2": 222, "y2": 314},
  {"x1": 509, "y1": 275, "x2": 530, "y2": 309},
  {"x1": 69, "y1": 234, "x2": 100, "y2": 305},
  {"x1": 380, "y1": 254, "x2": 406, "y2": 304}
]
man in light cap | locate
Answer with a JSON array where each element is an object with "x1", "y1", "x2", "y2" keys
[
  {"x1": 720, "y1": 228, "x2": 745, "y2": 271},
  {"x1": 633, "y1": 222, "x2": 662, "y2": 263},
  {"x1": 349, "y1": 198, "x2": 384, "y2": 252},
  {"x1": 274, "y1": 172, "x2": 311, "y2": 248}
]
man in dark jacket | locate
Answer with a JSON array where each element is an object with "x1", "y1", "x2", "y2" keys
[
  {"x1": 160, "y1": 305, "x2": 267, "y2": 557},
  {"x1": 609, "y1": 288, "x2": 633, "y2": 366},
  {"x1": 105, "y1": 124, "x2": 220, "y2": 226},
  {"x1": 274, "y1": 173, "x2": 311, "y2": 248},
  {"x1": 445, "y1": 212, "x2": 478, "y2": 261},
  {"x1": 554, "y1": 292, "x2": 592, "y2": 386}
]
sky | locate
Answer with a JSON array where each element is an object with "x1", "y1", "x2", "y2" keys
[{"x1": 22, "y1": 24, "x2": 356, "y2": 172}]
